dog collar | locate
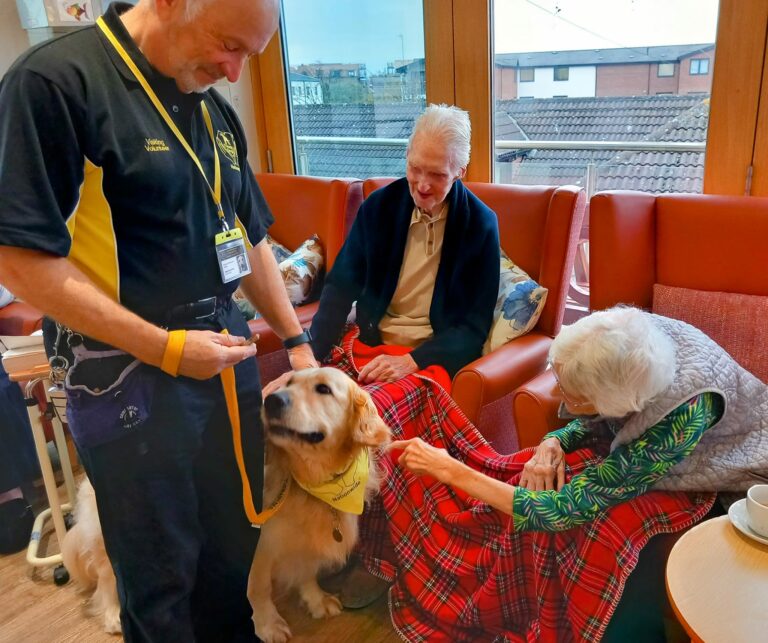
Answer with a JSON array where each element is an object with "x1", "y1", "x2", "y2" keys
[{"x1": 294, "y1": 449, "x2": 369, "y2": 515}]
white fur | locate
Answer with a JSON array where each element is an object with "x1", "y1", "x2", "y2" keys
[{"x1": 61, "y1": 479, "x2": 121, "y2": 634}]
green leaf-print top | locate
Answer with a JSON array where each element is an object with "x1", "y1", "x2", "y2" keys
[{"x1": 512, "y1": 392, "x2": 724, "y2": 532}]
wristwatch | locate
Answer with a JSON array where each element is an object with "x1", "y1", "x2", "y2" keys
[{"x1": 282, "y1": 329, "x2": 312, "y2": 350}]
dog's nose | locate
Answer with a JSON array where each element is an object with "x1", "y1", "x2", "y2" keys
[{"x1": 264, "y1": 391, "x2": 290, "y2": 418}]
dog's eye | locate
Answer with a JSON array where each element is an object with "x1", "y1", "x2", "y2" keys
[{"x1": 315, "y1": 383, "x2": 333, "y2": 395}]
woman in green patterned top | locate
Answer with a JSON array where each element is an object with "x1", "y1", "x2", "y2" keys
[{"x1": 390, "y1": 307, "x2": 725, "y2": 531}]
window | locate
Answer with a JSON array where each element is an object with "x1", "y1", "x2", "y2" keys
[
  {"x1": 519, "y1": 67, "x2": 535, "y2": 82},
  {"x1": 690, "y1": 58, "x2": 710, "y2": 75},
  {"x1": 282, "y1": 0, "x2": 426, "y2": 177},
  {"x1": 657, "y1": 63, "x2": 675, "y2": 77},
  {"x1": 553, "y1": 66, "x2": 569, "y2": 81}
]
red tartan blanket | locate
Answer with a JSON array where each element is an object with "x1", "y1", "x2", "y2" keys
[{"x1": 327, "y1": 328, "x2": 715, "y2": 642}]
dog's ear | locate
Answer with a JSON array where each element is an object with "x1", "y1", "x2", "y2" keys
[{"x1": 349, "y1": 384, "x2": 391, "y2": 447}]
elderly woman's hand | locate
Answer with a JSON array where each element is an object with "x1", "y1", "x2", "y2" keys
[
  {"x1": 389, "y1": 437, "x2": 458, "y2": 484},
  {"x1": 358, "y1": 354, "x2": 417, "y2": 384},
  {"x1": 519, "y1": 437, "x2": 565, "y2": 491}
]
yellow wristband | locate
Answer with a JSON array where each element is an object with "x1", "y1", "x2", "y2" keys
[{"x1": 160, "y1": 329, "x2": 187, "y2": 377}]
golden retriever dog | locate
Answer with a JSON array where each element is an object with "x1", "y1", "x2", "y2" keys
[
  {"x1": 249, "y1": 367, "x2": 391, "y2": 643},
  {"x1": 61, "y1": 478, "x2": 121, "y2": 634}
]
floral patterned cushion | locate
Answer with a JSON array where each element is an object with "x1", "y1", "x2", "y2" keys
[
  {"x1": 482, "y1": 249, "x2": 548, "y2": 355},
  {"x1": 279, "y1": 235, "x2": 324, "y2": 306},
  {"x1": 233, "y1": 235, "x2": 325, "y2": 320}
]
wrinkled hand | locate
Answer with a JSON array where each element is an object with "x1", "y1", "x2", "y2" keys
[
  {"x1": 287, "y1": 343, "x2": 318, "y2": 371},
  {"x1": 177, "y1": 330, "x2": 257, "y2": 380},
  {"x1": 262, "y1": 371, "x2": 292, "y2": 397},
  {"x1": 389, "y1": 437, "x2": 457, "y2": 484},
  {"x1": 358, "y1": 354, "x2": 417, "y2": 384},
  {"x1": 519, "y1": 437, "x2": 565, "y2": 491}
]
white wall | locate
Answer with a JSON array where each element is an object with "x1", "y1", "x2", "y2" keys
[
  {"x1": 0, "y1": 0, "x2": 31, "y2": 77},
  {"x1": 518, "y1": 65, "x2": 596, "y2": 98}
]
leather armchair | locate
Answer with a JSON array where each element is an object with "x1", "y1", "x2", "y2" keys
[
  {"x1": 246, "y1": 174, "x2": 363, "y2": 380},
  {"x1": 0, "y1": 300, "x2": 44, "y2": 336},
  {"x1": 363, "y1": 179, "x2": 586, "y2": 453},
  {"x1": 512, "y1": 190, "x2": 768, "y2": 448}
]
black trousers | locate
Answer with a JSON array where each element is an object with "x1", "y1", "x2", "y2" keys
[
  {"x1": 74, "y1": 306, "x2": 264, "y2": 642},
  {"x1": 0, "y1": 362, "x2": 39, "y2": 493}
]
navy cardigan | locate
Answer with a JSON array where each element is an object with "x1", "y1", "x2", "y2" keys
[{"x1": 310, "y1": 178, "x2": 500, "y2": 377}]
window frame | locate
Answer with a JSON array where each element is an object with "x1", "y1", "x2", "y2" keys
[
  {"x1": 690, "y1": 58, "x2": 710, "y2": 75},
  {"x1": 657, "y1": 62, "x2": 675, "y2": 77},
  {"x1": 519, "y1": 67, "x2": 535, "y2": 82},
  {"x1": 553, "y1": 65, "x2": 569, "y2": 81}
]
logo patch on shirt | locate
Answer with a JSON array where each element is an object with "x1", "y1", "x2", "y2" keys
[
  {"x1": 145, "y1": 137, "x2": 170, "y2": 152},
  {"x1": 216, "y1": 131, "x2": 240, "y2": 171}
]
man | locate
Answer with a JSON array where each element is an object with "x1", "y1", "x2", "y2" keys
[
  {"x1": 302, "y1": 105, "x2": 500, "y2": 609},
  {"x1": 310, "y1": 104, "x2": 500, "y2": 382},
  {"x1": 0, "y1": 0, "x2": 316, "y2": 640}
]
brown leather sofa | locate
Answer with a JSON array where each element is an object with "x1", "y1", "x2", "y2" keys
[
  {"x1": 363, "y1": 179, "x2": 586, "y2": 452},
  {"x1": 512, "y1": 190, "x2": 768, "y2": 448}
]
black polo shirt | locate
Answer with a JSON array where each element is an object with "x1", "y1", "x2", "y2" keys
[{"x1": 0, "y1": 2, "x2": 273, "y2": 322}]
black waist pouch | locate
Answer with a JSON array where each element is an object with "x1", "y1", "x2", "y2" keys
[{"x1": 64, "y1": 346, "x2": 158, "y2": 450}]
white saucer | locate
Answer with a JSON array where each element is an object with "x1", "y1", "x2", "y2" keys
[{"x1": 728, "y1": 498, "x2": 768, "y2": 546}]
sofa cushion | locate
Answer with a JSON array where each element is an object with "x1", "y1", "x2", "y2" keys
[
  {"x1": 483, "y1": 250, "x2": 548, "y2": 355},
  {"x1": 265, "y1": 234, "x2": 292, "y2": 263},
  {"x1": 234, "y1": 235, "x2": 325, "y2": 320},
  {"x1": 0, "y1": 285, "x2": 14, "y2": 308},
  {"x1": 280, "y1": 234, "x2": 324, "y2": 306},
  {"x1": 653, "y1": 284, "x2": 768, "y2": 383}
]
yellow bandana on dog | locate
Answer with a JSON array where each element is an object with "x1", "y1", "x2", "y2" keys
[{"x1": 295, "y1": 449, "x2": 370, "y2": 514}]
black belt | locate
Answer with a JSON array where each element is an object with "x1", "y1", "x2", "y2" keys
[{"x1": 166, "y1": 294, "x2": 232, "y2": 324}]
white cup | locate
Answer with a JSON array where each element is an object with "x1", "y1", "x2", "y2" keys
[{"x1": 746, "y1": 484, "x2": 768, "y2": 537}]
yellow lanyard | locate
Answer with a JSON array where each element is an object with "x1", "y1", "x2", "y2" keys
[{"x1": 96, "y1": 17, "x2": 226, "y2": 228}]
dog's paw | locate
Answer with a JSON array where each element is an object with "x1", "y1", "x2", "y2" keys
[
  {"x1": 103, "y1": 607, "x2": 122, "y2": 635},
  {"x1": 254, "y1": 616, "x2": 292, "y2": 643},
  {"x1": 305, "y1": 591, "x2": 343, "y2": 619}
]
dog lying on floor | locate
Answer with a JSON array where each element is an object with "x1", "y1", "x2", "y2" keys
[
  {"x1": 61, "y1": 477, "x2": 121, "y2": 634},
  {"x1": 61, "y1": 367, "x2": 390, "y2": 640},
  {"x1": 249, "y1": 367, "x2": 391, "y2": 643}
]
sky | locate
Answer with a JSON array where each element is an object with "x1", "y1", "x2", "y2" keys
[{"x1": 282, "y1": 0, "x2": 719, "y2": 75}]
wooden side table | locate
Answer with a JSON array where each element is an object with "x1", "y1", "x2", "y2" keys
[{"x1": 666, "y1": 515, "x2": 768, "y2": 642}]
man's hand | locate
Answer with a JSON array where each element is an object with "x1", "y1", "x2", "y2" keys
[
  {"x1": 389, "y1": 437, "x2": 458, "y2": 484},
  {"x1": 519, "y1": 437, "x2": 565, "y2": 491},
  {"x1": 358, "y1": 354, "x2": 417, "y2": 384},
  {"x1": 177, "y1": 331, "x2": 257, "y2": 380}
]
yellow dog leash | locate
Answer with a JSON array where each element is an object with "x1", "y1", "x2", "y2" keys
[{"x1": 161, "y1": 329, "x2": 288, "y2": 527}]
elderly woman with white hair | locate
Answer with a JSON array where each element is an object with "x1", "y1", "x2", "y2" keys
[
  {"x1": 308, "y1": 104, "x2": 500, "y2": 384},
  {"x1": 378, "y1": 306, "x2": 768, "y2": 640},
  {"x1": 394, "y1": 305, "x2": 768, "y2": 528}
]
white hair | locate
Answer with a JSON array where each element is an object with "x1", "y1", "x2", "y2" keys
[
  {"x1": 407, "y1": 104, "x2": 471, "y2": 172},
  {"x1": 549, "y1": 307, "x2": 677, "y2": 418},
  {"x1": 144, "y1": 0, "x2": 220, "y2": 21}
]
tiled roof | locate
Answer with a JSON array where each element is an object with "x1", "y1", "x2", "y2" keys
[
  {"x1": 292, "y1": 95, "x2": 708, "y2": 193},
  {"x1": 496, "y1": 43, "x2": 714, "y2": 68},
  {"x1": 495, "y1": 95, "x2": 708, "y2": 193}
]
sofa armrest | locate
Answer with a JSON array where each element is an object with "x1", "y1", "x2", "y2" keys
[
  {"x1": 247, "y1": 301, "x2": 320, "y2": 355},
  {"x1": 511, "y1": 370, "x2": 567, "y2": 448},
  {"x1": 0, "y1": 301, "x2": 44, "y2": 336},
  {"x1": 451, "y1": 332, "x2": 552, "y2": 425}
]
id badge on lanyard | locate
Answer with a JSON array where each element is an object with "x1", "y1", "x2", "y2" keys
[
  {"x1": 96, "y1": 16, "x2": 252, "y2": 286},
  {"x1": 215, "y1": 227, "x2": 251, "y2": 283}
]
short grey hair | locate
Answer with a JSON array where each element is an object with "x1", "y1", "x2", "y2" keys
[
  {"x1": 144, "y1": 0, "x2": 217, "y2": 21},
  {"x1": 407, "y1": 104, "x2": 471, "y2": 172},
  {"x1": 549, "y1": 307, "x2": 677, "y2": 418}
]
